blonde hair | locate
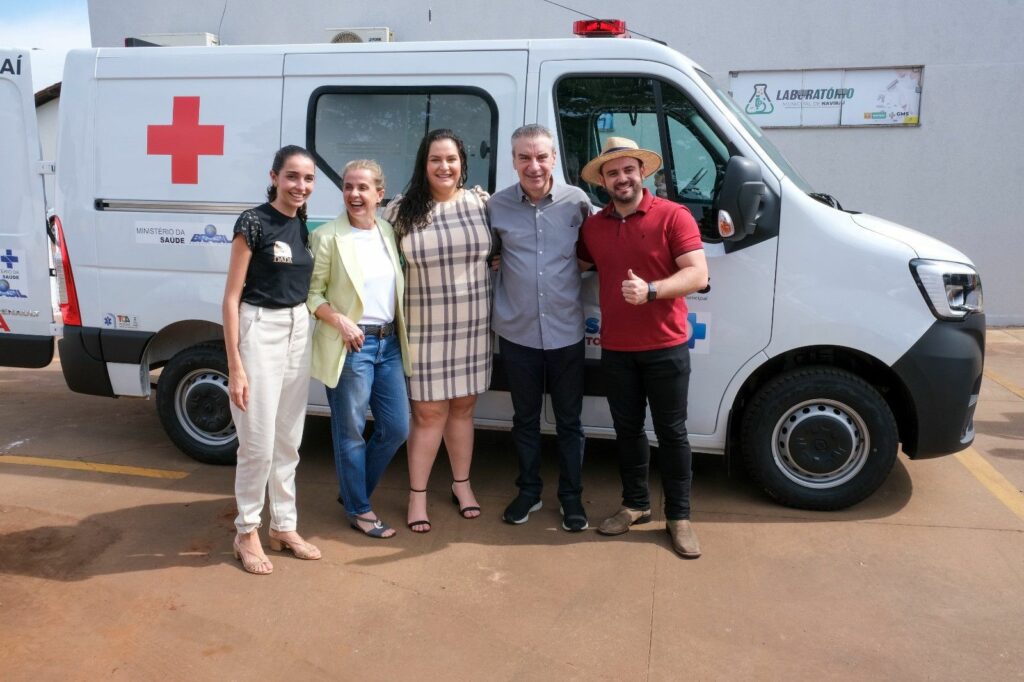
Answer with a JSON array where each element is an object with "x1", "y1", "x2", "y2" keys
[{"x1": 342, "y1": 159, "x2": 386, "y2": 192}]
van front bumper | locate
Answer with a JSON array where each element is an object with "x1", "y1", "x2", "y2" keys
[{"x1": 891, "y1": 314, "x2": 985, "y2": 458}]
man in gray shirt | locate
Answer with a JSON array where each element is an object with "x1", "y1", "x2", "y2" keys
[{"x1": 488, "y1": 124, "x2": 593, "y2": 531}]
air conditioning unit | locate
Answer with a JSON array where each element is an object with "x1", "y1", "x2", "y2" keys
[
  {"x1": 326, "y1": 27, "x2": 393, "y2": 43},
  {"x1": 137, "y1": 32, "x2": 220, "y2": 47}
]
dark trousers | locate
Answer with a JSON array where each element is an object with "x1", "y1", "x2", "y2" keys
[
  {"x1": 601, "y1": 343, "x2": 693, "y2": 520},
  {"x1": 500, "y1": 336, "x2": 585, "y2": 502}
]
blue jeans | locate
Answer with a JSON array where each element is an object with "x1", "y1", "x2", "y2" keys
[{"x1": 325, "y1": 333, "x2": 410, "y2": 517}]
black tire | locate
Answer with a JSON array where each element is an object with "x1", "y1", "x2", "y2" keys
[
  {"x1": 740, "y1": 366, "x2": 898, "y2": 510},
  {"x1": 156, "y1": 343, "x2": 237, "y2": 465}
]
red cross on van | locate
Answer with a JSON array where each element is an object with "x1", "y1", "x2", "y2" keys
[{"x1": 147, "y1": 96, "x2": 224, "y2": 184}]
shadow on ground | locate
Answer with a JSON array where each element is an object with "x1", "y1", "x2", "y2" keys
[{"x1": 0, "y1": 422, "x2": 915, "y2": 581}]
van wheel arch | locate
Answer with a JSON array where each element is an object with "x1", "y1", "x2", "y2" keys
[
  {"x1": 155, "y1": 342, "x2": 237, "y2": 465},
  {"x1": 145, "y1": 319, "x2": 223, "y2": 370},
  {"x1": 729, "y1": 346, "x2": 915, "y2": 509}
]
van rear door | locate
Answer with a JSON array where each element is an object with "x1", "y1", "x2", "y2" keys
[{"x1": 0, "y1": 49, "x2": 55, "y2": 368}]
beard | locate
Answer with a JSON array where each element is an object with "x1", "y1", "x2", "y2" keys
[{"x1": 610, "y1": 180, "x2": 641, "y2": 203}]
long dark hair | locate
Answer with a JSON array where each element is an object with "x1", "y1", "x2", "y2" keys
[
  {"x1": 266, "y1": 144, "x2": 314, "y2": 224},
  {"x1": 393, "y1": 129, "x2": 468, "y2": 237}
]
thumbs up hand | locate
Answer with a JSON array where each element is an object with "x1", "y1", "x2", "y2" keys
[{"x1": 621, "y1": 268, "x2": 649, "y2": 306}]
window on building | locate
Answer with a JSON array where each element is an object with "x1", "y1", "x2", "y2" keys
[{"x1": 310, "y1": 88, "x2": 497, "y2": 201}]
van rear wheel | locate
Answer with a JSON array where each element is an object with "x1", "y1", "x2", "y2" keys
[
  {"x1": 741, "y1": 367, "x2": 898, "y2": 510},
  {"x1": 156, "y1": 343, "x2": 237, "y2": 465}
]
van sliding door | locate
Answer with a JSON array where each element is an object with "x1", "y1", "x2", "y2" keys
[{"x1": 281, "y1": 48, "x2": 528, "y2": 416}]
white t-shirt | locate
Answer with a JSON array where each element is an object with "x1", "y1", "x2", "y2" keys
[{"x1": 352, "y1": 226, "x2": 397, "y2": 325}]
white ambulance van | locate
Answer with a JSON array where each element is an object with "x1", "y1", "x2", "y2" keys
[{"x1": 0, "y1": 32, "x2": 985, "y2": 510}]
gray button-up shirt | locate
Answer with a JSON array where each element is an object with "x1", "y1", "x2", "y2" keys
[{"x1": 488, "y1": 182, "x2": 592, "y2": 350}]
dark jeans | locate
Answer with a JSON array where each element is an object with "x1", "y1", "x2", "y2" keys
[
  {"x1": 499, "y1": 336, "x2": 585, "y2": 502},
  {"x1": 601, "y1": 343, "x2": 693, "y2": 520}
]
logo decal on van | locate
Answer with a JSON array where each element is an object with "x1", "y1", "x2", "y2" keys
[
  {"x1": 135, "y1": 221, "x2": 232, "y2": 245},
  {"x1": 0, "y1": 249, "x2": 28, "y2": 298},
  {"x1": 0, "y1": 280, "x2": 26, "y2": 299},
  {"x1": 147, "y1": 96, "x2": 225, "y2": 184},
  {"x1": 191, "y1": 224, "x2": 230, "y2": 244},
  {"x1": 687, "y1": 312, "x2": 709, "y2": 354},
  {"x1": 584, "y1": 316, "x2": 601, "y2": 346},
  {"x1": 135, "y1": 224, "x2": 187, "y2": 244},
  {"x1": 103, "y1": 313, "x2": 139, "y2": 329},
  {"x1": 0, "y1": 313, "x2": 9, "y2": 332}
]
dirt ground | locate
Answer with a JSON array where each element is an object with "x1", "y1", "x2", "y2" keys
[{"x1": 1, "y1": 329, "x2": 1022, "y2": 680}]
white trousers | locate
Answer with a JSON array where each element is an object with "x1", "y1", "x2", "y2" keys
[{"x1": 231, "y1": 302, "x2": 312, "y2": 534}]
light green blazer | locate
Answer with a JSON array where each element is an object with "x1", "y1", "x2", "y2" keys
[{"x1": 306, "y1": 213, "x2": 412, "y2": 388}]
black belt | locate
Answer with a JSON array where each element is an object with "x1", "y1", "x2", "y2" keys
[{"x1": 358, "y1": 322, "x2": 395, "y2": 338}]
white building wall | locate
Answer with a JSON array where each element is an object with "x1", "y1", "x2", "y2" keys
[{"x1": 87, "y1": 0, "x2": 1024, "y2": 323}]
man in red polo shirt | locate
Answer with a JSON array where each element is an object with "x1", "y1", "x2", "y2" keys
[{"x1": 577, "y1": 137, "x2": 709, "y2": 558}]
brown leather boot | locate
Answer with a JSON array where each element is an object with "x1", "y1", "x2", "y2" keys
[
  {"x1": 597, "y1": 507, "x2": 652, "y2": 536},
  {"x1": 666, "y1": 519, "x2": 701, "y2": 558}
]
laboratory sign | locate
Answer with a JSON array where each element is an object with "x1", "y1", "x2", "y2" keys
[{"x1": 729, "y1": 67, "x2": 922, "y2": 128}]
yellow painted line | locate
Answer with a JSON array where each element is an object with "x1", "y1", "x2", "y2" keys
[
  {"x1": 984, "y1": 369, "x2": 1024, "y2": 401},
  {"x1": 0, "y1": 454, "x2": 189, "y2": 480},
  {"x1": 955, "y1": 447, "x2": 1024, "y2": 522}
]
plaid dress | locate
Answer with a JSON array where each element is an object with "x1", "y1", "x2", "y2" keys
[{"x1": 384, "y1": 187, "x2": 493, "y2": 401}]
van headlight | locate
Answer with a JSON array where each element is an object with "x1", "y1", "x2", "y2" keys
[{"x1": 910, "y1": 259, "x2": 984, "y2": 320}]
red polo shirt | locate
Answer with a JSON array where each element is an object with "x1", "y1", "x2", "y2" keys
[{"x1": 577, "y1": 189, "x2": 703, "y2": 352}]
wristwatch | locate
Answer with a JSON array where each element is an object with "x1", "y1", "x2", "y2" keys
[{"x1": 647, "y1": 281, "x2": 657, "y2": 302}]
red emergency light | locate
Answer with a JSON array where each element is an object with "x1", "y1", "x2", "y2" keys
[{"x1": 573, "y1": 20, "x2": 628, "y2": 37}]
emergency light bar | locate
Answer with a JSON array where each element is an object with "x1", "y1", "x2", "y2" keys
[{"x1": 573, "y1": 20, "x2": 628, "y2": 37}]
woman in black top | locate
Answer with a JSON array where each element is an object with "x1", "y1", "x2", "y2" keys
[{"x1": 223, "y1": 145, "x2": 321, "y2": 575}]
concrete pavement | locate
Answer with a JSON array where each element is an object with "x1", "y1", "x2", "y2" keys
[{"x1": 1, "y1": 332, "x2": 1022, "y2": 680}]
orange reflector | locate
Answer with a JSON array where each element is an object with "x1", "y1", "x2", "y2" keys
[
  {"x1": 573, "y1": 20, "x2": 627, "y2": 37},
  {"x1": 718, "y1": 210, "x2": 736, "y2": 239}
]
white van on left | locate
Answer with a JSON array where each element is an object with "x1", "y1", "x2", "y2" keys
[{"x1": 0, "y1": 48, "x2": 56, "y2": 369}]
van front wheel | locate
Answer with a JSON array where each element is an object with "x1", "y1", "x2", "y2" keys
[
  {"x1": 741, "y1": 367, "x2": 898, "y2": 510},
  {"x1": 156, "y1": 344, "x2": 238, "y2": 465}
]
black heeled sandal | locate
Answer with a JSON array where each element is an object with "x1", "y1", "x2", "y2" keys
[
  {"x1": 407, "y1": 488, "x2": 431, "y2": 533},
  {"x1": 450, "y1": 478, "x2": 481, "y2": 519}
]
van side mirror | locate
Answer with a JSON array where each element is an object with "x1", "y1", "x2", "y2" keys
[{"x1": 716, "y1": 156, "x2": 765, "y2": 241}]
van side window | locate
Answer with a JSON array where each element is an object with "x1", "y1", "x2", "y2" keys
[
  {"x1": 310, "y1": 89, "x2": 498, "y2": 201},
  {"x1": 555, "y1": 76, "x2": 729, "y2": 238}
]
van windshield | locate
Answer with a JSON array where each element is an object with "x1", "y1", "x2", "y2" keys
[{"x1": 697, "y1": 70, "x2": 814, "y2": 194}]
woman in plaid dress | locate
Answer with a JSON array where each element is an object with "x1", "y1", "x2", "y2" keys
[{"x1": 384, "y1": 129, "x2": 492, "y2": 533}]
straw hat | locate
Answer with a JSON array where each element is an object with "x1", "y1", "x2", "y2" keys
[{"x1": 580, "y1": 137, "x2": 663, "y2": 186}]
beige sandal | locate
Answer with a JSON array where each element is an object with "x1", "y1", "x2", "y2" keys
[
  {"x1": 268, "y1": 530, "x2": 322, "y2": 560},
  {"x1": 233, "y1": 533, "x2": 274, "y2": 575}
]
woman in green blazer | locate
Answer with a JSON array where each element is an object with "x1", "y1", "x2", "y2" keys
[{"x1": 307, "y1": 160, "x2": 411, "y2": 538}]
